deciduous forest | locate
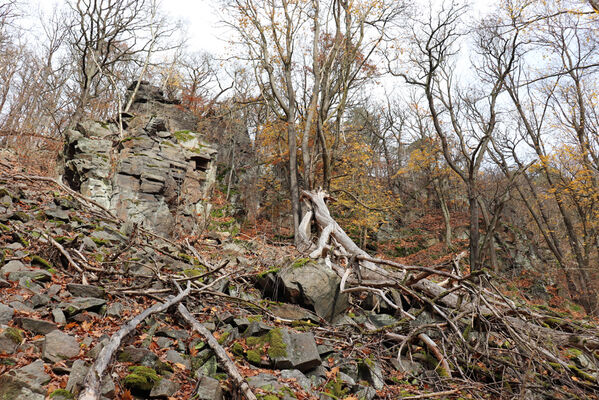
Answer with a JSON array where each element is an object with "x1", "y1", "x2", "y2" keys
[{"x1": 0, "y1": 0, "x2": 598, "y2": 399}]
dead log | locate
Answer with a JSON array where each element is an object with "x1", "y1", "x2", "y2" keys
[
  {"x1": 77, "y1": 283, "x2": 191, "y2": 400},
  {"x1": 178, "y1": 303, "x2": 258, "y2": 400}
]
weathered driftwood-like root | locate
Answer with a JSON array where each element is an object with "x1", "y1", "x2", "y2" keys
[
  {"x1": 177, "y1": 301, "x2": 258, "y2": 400},
  {"x1": 78, "y1": 283, "x2": 191, "y2": 400},
  {"x1": 300, "y1": 189, "x2": 599, "y2": 398}
]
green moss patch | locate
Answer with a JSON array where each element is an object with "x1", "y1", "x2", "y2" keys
[
  {"x1": 50, "y1": 389, "x2": 74, "y2": 399},
  {"x1": 291, "y1": 258, "x2": 310, "y2": 269},
  {"x1": 31, "y1": 255, "x2": 53, "y2": 269},
  {"x1": 123, "y1": 366, "x2": 161, "y2": 392},
  {"x1": 173, "y1": 131, "x2": 195, "y2": 142},
  {"x1": 4, "y1": 327, "x2": 24, "y2": 344},
  {"x1": 244, "y1": 328, "x2": 287, "y2": 364}
]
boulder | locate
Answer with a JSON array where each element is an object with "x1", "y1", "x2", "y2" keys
[
  {"x1": 0, "y1": 303, "x2": 14, "y2": 324},
  {"x1": 0, "y1": 359, "x2": 50, "y2": 395},
  {"x1": 194, "y1": 375, "x2": 222, "y2": 400},
  {"x1": 42, "y1": 330, "x2": 80, "y2": 362},
  {"x1": 67, "y1": 283, "x2": 105, "y2": 299},
  {"x1": 271, "y1": 329, "x2": 321, "y2": 372},
  {"x1": 276, "y1": 259, "x2": 349, "y2": 321}
]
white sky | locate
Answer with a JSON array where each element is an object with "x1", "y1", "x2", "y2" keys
[{"x1": 160, "y1": 0, "x2": 225, "y2": 54}]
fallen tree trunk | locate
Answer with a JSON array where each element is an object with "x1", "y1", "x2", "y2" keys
[
  {"x1": 78, "y1": 283, "x2": 191, "y2": 400},
  {"x1": 178, "y1": 303, "x2": 258, "y2": 400}
]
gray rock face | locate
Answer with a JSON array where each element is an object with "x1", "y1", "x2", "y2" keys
[
  {"x1": 61, "y1": 82, "x2": 217, "y2": 238},
  {"x1": 67, "y1": 283, "x2": 105, "y2": 298},
  {"x1": 1, "y1": 259, "x2": 25, "y2": 275},
  {"x1": 150, "y1": 378, "x2": 180, "y2": 398},
  {"x1": 272, "y1": 329, "x2": 321, "y2": 372},
  {"x1": 18, "y1": 317, "x2": 58, "y2": 335},
  {"x1": 0, "y1": 359, "x2": 50, "y2": 395},
  {"x1": 0, "y1": 303, "x2": 14, "y2": 324},
  {"x1": 277, "y1": 259, "x2": 349, "y2": 321},
  {"x1": 194, "y1": 375, "x2": 223, "y2": 400},
  {"x1": 42, "y1": 330, "x2": 80, "y2": 362}
]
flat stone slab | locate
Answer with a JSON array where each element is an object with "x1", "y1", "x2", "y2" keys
[
  {"x1": 42, "y1": 330, "x2": 80, "y2": 362},
  {"x1": 61, "y1": 297, "x2": 107, "y2": 316},
  {"x1": 67, "y1": 283, "x2": 105, "y2": 299},
  {"x1": 18, "y1": 317, "x2": 58, "y2": 335},
  {"x1": 0, "y1": 359, "x2": 50, "y2": 394},
  {"x1": 272, "y1": 329, "x2": 321, "y2": 372},
  {"x1": 0, "y1": 303, "x2": 14, "y2": 324}
]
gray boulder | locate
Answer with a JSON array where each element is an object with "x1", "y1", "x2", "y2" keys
[
  {"x1": 0, "y1": 359, "x2": 50, "y2": 395},
  {"x1": 42, "y1": 330, "x2": 80, "y2": 362},
  {"x1": 67, "y1": 283, "x2": 105, "y2": 299},
  {"x1": 271, "y1": 329, "x2": 321, "y2": 372},
  {"x1": 0, "y1": 303, "x2": 14, "y2": 324},
  {"x1": 277, "y1": 259, "x2": 349, "y2": 321},
  {"x1": 194, "y1": 375, "x2": 222, "y2": 400}
]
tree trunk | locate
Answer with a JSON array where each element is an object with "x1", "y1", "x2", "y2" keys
[
  {"x1": 468, "y1": 185, "x2": 480, "y2": 271},
  {"x1": 433, "y1": 178, "x2": 451, "y2": 247}
]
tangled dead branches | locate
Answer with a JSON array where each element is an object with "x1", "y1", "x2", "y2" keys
[{"x1": 299, "y1": 189, "x2": 599, "y2": 399}]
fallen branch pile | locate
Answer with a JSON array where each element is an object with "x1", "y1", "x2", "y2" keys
[{"x1": 299, "y1": 189, "x2": 599, "y2": 398}]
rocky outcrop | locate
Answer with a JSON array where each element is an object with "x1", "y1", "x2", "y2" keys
[{"x1": 61, "y1": 81, "x2": 217, "y2": 237}]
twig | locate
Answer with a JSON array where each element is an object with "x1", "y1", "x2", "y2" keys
[
  {"x1": 173, "y1": 260, "x2": 230, "y2": 283},
  {"x1": 402, "y1": 388, "x2": 463, "y2": 399},
  {"x1": 45, "y1": 233, "x2": 84, "y2": 274},
  {"x1": 78, "y1": 282, "x2": 191, "y2": 400}
]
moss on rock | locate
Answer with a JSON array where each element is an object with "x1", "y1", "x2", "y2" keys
[
  {"x1": 50, "y1": 389, "x2": 74, "y2": 399},
  {"x1": 123, "y1": 366, "x2": 161, "y2": 392},
  {"x1": 5, "y1": 327, "x2": 24, "y2": 344}
]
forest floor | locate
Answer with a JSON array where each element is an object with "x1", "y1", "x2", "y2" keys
[{"x1": 1, "y1": 152, "x2": 598, "y2": 400}]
